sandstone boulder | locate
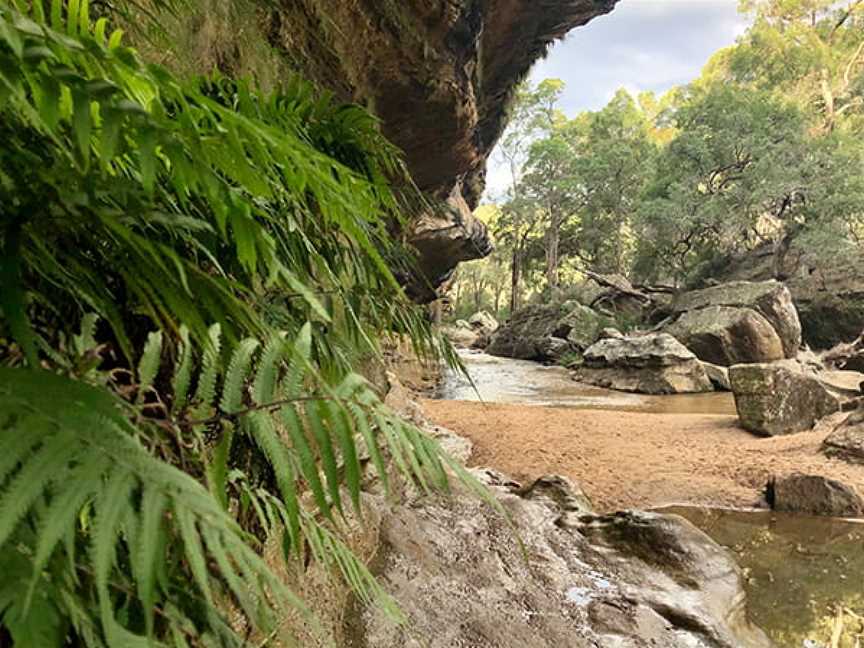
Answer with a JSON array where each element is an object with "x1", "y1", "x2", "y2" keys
[
  {"x1": 768, "y1": 473, "x2": 864, "y2": 517},
  {"x1": 562, "y1": 303, "x2": 614, "y2": 349},
  {"x1": 353, "y1": 479, "x2": 772, "y2": 648},
  {"x1": 441, "y1": 324, "x2": 479, "y2": 348},
  {"x1": 574, "y1": 333, "x2": 713, "y2": 394},
  {"x1": 666, "y1": 306, "x2": 785, "y2": 366},
  {"x1": 713, "y1": 242, "x2": 864, "y2": 348},
  {"x1": 823, "y1": 408, "x2": 864, "y2": 464},
  {"x1": 663, "y1": 281, "x2": 801, "y2": 366},
  {"x1": 729, "y1": 363, "x2": 840, "y2": 436}
]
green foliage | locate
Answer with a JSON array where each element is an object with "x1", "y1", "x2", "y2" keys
[
  {"x1": 0, "y1": 0, "x2": 474, "y2": 645},
  {"x1": 0, "y1": 316, "x2": 458, "y2": 645}
]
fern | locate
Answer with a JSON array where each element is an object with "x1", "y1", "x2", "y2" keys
[
  {"x1": 0, "y1": 0, "x2": 486, "y2": 644},
  {"x1": 0, "y1": 367, "x2": 302, "y2": 646}
]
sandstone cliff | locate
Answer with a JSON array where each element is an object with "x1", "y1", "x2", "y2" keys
[{"x1": 140, "y1": 0, "x2": 619, "y2": 299}]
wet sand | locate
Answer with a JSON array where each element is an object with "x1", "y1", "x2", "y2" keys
[{"x1": 422, "y1": 398, "x2": 864, "y2": 512}]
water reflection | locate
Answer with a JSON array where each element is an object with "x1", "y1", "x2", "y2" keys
[
  {"x1": 438, "y1": 349, "x2": 736, "y2": 415},
  {"x1": 660, "y1": 506, "x2": 864, "y2": 648}
]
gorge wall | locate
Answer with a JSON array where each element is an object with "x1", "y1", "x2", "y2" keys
[{"x1": 141, "y1": 0, "x2": 619, "y2": 299}]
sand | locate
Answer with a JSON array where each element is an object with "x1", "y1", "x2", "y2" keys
[{"x1": 421, "y1": 399, "x2": 864, "y2": 512}]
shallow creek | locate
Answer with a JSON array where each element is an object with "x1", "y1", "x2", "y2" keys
[
  {"x1": 437, "y1": 349, "x2": 737, "y2": 414},
  {"x1": 435, "y1": 350, "x2": 864, "y2": 647}
]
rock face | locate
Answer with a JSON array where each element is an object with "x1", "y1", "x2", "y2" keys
[
  {"x1": 768, "y1": 473, "x2": 864, "y2": 517},
  {"x1": 351, "y1": 477, "x2": 773, "y2": 648},
  {"x1": 711, "y1": 242, "x2": 864, "y2": 349},
  {"x1": 263, "y1": 1, "x2": 620, "y2": 299},
  {"x1": 574, "y1": 333, "x2": 713, "y2": 394},
  {"x1": 487, "y1": 302, "x2": 612, "y2": 362},
  {"x1": 823, "y1": 408, "x2": 864, "y2": 464},
  {"x1": 663, "y1": 281, "x2": 802, "y2": 366},
  {"x1": 729, "y1": 363, "x2": 840, "y2": 436}
]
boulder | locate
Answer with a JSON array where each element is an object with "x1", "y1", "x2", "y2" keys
[
  {"x1": 707, "y1": 242, "x2": 864, "y2": 349},
  {"x1": 487, "y1": 302, "x2": 611, "y2": 362},
  {"x1": 599, "y1": 327, "x2": 624, "y2": 340},
  {"x1": 467, "y1": 310, "x2": 498, "y2": 336},
  {"x1": 442, "y1": 324, "x2": 479, "y2": 348},
  {"x1": 768, "y1": 473, "x2": 864, "y2": 517},
  {"x1": 663, "y1": 281, "x2": 801, "y2": 366},
  {"x1": 823, "y1": 408, "x2": 864, "y2": 464},
  {"x1": 353, "y1": 478, "x2": 773, "y2": 648},
  {"x1": 562, "y1": 303, "x2": 614, "y2": 349},
  {"x1": 729, "y1": 363, "x2": 840, "y2": 436},
  {"x1": 573, "y1": 333, "x2": 713, "y2": 394},
  {"x1": 665, "y1": 306, "x2": 786, "y2": 366}
]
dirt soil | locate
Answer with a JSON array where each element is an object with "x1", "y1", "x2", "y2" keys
[{"x1": 420, "y1": 399, "x2": 864, "y2": 512}]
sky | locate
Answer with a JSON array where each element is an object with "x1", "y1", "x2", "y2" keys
[{"x1": 484, "y1": 0, "x2": 752, "y2": 199}]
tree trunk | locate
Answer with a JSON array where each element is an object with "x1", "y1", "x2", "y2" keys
[
  {"x1": 510, "y1": 246, "x2": 522, "y2": 313},
  {"x1": 544, "y1": 207, "x2": 561, "y2": 290}
]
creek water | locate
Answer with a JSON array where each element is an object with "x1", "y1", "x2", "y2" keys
[
  {"x1": 437, "y1": 349, "x2": 737, "y2": 415},
  {"x1": 436, "y1": 349, "x2": 864, "y2": 647}
]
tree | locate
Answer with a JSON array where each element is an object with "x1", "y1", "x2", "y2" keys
[
  {"x1": 494, "y1": 79, "x2": 565, "y2": 309},
  {"x1": 634, "y1": 83, "x2": 864, "y2": 283}
]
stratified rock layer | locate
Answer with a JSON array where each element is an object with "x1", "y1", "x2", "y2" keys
[{"x1": 268, "y1": 0, "x2": 619, "y2": 298}]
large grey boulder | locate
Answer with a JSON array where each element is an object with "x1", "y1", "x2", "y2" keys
[
  {"x1": 573, "y1": 333, "x2": 713, "y2": 394},
  {"x1": 769, "y1": 473, "x2": 864, "y2": 517},
  {"x1": 353, "y1": 477, "x2": 773, "y2": 648},
  {"x1": 823, "y1": 407, "x2": 864, "y2": 464},
  {"x1": 663, "y1": 281, "x2": 802, "y2": 366},
  {"x1": 729, "y1": 363, "x2": 840, "y2": 436}
]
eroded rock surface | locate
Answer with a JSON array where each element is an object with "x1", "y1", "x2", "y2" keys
[
  {"x1": 349, "y1": 477, "x2": 773, "y2": 648},
  {"x1": 574, "y1": 333, "x2": 713, "y2": 394},
  {"x1": 264, "y1": 1, "x2": 620, "y2": 298},
  {"x1": 663, "y1": 281, "x2": 801, "y2": 366},
  {"x1": 713, "y1": 243, "x2": 864, "y2": 349},
  {"x1": 729, "y1": 363, "x2": 840, "y2": 436}
]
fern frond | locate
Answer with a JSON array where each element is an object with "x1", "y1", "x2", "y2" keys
[
  {"x1": 137, "y1": 330, "x2": 163, "y2": 398},
  {"x1": 171, "y1": 325, "x2": 194, "y2": 414},
  {"x1": 0, "y1": 367, "x2": 304, "y2": 645},
  {"x1": 220, "y1": 337, "x2": 260, "y2": 414},
  {"x1": 193, "y1": 323, "x2": 222, "y2": 414}
]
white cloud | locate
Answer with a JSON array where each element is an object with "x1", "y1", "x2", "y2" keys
[{"x1": 483, "y1": 0, "x2": 750, "y2": 201}]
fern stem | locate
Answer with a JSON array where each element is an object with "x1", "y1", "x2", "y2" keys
[{"x1": 182, "y1": 395, "x2": 333, "y2": 427}]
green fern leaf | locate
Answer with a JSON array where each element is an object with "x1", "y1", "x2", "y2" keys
[
  {"x1": 305, "y1": 400, "x2": 342, "y2": 515},
  {"x1": 252, "y1": 333, "x2": 286, "y2": 405},
  {"x1": 220, "y1": 337, "x2": 259, "y2": 414},
  {"x1": 172, "y1": 326, "x2": 194, "y2": 413},
  {"x1": 245, "y1": 412, "x2": 300, "y2": 549},
  {"x1": 280, "y1": 404, "x2": 331, "y2": 522},
  {"x1": 137, "y1": 330, "x2": 163, "y2": 398},
  {"x1": 193, "y1": 324, "x2": 222, "y2": 413}
]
